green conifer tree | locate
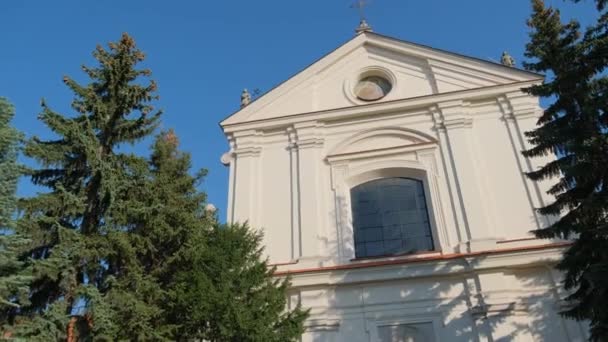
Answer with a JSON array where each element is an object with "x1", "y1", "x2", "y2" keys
[
  {"x1": 0, "y1": 98, "x2": 31, "y2": 329},
  {"x1": 523, "y1": 1, "x2": 608, "y2": 340},
  {"x1": 167, "y1": 222, "x2": 308, "y2": 341},
  {"x1": 13, "y1": 33, "x2": 161, "y2": 339},
  {"x1": 105, "y1": 129, "x2": 208, "y2": 340},
  {"x1": 115, "y1": 130, "x2": 307, "y2": 341}
]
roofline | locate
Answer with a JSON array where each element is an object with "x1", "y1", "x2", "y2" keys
[
  {"x1": 367, "y1": 31, "x2": 543, "y2": 79},
  {"x1": 219, "y1": 31, "x2": 543, "y2": 128},
  {"x1": 218, "y1": 33, "x2": 361, "y2": 127}
]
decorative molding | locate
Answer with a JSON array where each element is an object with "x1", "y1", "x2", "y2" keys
[
  {"x1": 505, "y1": 91, "x2": 540, "y2": 119},
  {"x1": 330, "y1": 163, "x2": 349, "y2": 191},
  {"x1": 365, "y1": 312, "x2": 443, "y2": 342},
  {"x1": 329, "y1": 156, "x2": 448, "y2": 262},
  {"x1": 443, "y1": 117, "x2": 473, "y2": 129},
  {"x1": 304, "y1": 319, "x2": 341, "y2": 332},
  {"x1": 327, "y1": 142, "x2": 436, "y2": 163},
  {"x1": 342, "y1": 65, "x2": 398, "y2": 106},
  {"x1": 233, "y1": 146, "x2": 262, "y2": 158},
  {"x1": 327, "y1": 126, "x2": 437, "y2": 159},
  {"x1": 292, "y1": 122, "x2": 325, "y2": 149},
  {"x1": 470, "y1": 302, "x2": 529, "y2": 320},
  {"x1": 429, "y1": 105, "x2": 446, "y2": 132},
  {"x1": 497, "y1": 94, "x2": 546, "y2": 231},
  {"x1": 222, "y1": 80, "x2": 542, "y2": 133},
  {"x1": 286, "y1": 126, "x2": 302, "y2": 260},
  {"x1": 232, "y1": 130, "x2": 263, "y2": 157},
  {"x1": 427, "y1": 59, "x2": 516, "y2": 86},
  {"x1": 221, "y1": 31, "x2": 541, "y2": 127},
  {"x1": 286, "y1": 126, "x2": 298, "y2": 149},
  {"x1": 436, "y1": 100, "x2": 473, "y2": 129},
  {"x1": 496, "y1": 95, "x2": 515, "y2": 122},
  {"x1": 297, "y1": 138, "x2": 325, "y2": 149},
  {"x1": 418, "y1": 150, "x2": 451, "y2": 248},
  {"x1": 274, "y1": 242, "x2": 570, "y2": 277}
]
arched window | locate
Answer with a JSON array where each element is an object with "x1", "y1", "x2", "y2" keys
[{"x1": 350, "y1": 178, "x2": 434, "y2": 258}]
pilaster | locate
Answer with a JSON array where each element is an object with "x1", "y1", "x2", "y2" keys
[
  {"x1": 291, "y1": 122, "x2": 325, "y2": 259},
  {"x1": 287, "y1": 127, "x2": 302, "y2": 260},
  {"x1": 430, "y1": 105, "x2": 468, "y2": 250},
  {"x1": 225, "y1": 135, "x2": 236, "y2": 223},
  {"x1": 497, "y1": 95, "x2": 545, "y2": 230},
  {"x1": 433, "y1": 100, "x2": 497, "y2": 252},
  {"x1": 329, "y1": 162, "x2": 351, "y2": 262},
  {"x1": 231, "y1": 129, "x2": 262, "y2": 226}
]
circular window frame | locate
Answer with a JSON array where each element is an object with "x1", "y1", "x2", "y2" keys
[{"x1": 343, "y1": 66, "x2": 397, "y2": 105}]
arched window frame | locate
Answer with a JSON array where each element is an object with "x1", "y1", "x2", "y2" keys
[
  {"x1": 327, "y1": 128, "x2": 451, "y2": 262},
  {"x1": 344, "y1": 166, "x2": 440, "y2": 259},
  {"x1": 349, "y1": 174, "x2": 435, "y2": 259}
]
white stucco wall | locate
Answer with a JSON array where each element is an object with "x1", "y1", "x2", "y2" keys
[
  {"x1": 225, "y1": 93, "x2": 554, "y2": 263},
  {"x1": 220, "y1": 32, "x2": 584, "y2": 341}
]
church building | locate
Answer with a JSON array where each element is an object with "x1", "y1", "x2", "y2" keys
[{"x1": 220, "y1": 21, "x2": 588, "y2": 342}]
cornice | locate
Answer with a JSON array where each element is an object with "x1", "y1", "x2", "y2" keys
[
  {"x1": 274, "y1": 242, "x2": 570, "y2": 287},
  {"x1": 326, "y1": 142, "x2": 437, "y2": 164},
  {"x1": 222, "y1": 80, "x2": 541, "y2": 134}
]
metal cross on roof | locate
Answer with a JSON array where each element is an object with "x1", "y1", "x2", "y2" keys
[
  {"x1": 351, "y1": 0, "x2": 370, "y2": 21},
  {"x1": 351, "y1": 0, "x2": 373, "y2": 34}
]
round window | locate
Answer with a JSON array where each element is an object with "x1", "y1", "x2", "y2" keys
[{"x1": 354, "y1": 75, "x2": 392, "y2": 101}]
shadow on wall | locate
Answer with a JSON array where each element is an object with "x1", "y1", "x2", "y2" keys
[
  {"x1": 307, "y1": 259, "x2": 584, "y2": 341},
  {"x1": 297, "y1": 194, "x2": 587, "y2": 342}
]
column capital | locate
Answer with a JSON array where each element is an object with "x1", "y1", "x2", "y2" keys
[
  {"x1": 288, "y1": 122, "x2": 325, "y2": 149},
  {"x1": 232, "y1": 129, "x2": 263, "y2": 157},
  {"x1": 431, "y1": 100, "x2": 473, "y2": 130},
  {"x1": 504, "y1": 92, "x2": 541, "y2": 119}
]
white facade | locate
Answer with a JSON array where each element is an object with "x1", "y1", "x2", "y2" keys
[{"x1": 220, "y1": 32, "x2": 588, "y2": 341}]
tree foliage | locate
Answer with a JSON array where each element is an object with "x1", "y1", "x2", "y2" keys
[
  {"x1": 166, "y1": 223, "x2": 308, "y2": 342},
  {"x1": 0, "y1": 98, "x2": 31, "y2": 329},
  {"x1": 3, "y1": 34, "x2": 307, "y2": 340},
  {"x1": 12, "y1": 33, "x2": 160, "y2": 339},
  {"x1": 116, "y1": 130, "x2": 308, "y2": 341},
  {"x1": 523, "y1": 0, "x2": 608, "y2": 340},
  {"x1": 104, "y1": 129, "x2": 209, "y2": 340}
]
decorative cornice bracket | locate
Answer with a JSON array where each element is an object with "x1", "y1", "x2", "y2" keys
[
  {"x1": 288, "y1": 122, "x2": 325, "y2": 150},
  {"x1": 504, "y1": 92, "x2": 541, "y2": 119},
  {"x1": 232, "y1": 129, "x2": 263, "y2": 157},
  {"x1": 431, "y1": 100, "x2": 473, "y2": 130}
]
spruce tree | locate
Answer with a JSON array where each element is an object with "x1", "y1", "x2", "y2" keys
[
  {"x1": 106, "y1": 129, "x2": 209, "y2": 340},
  {"x1": 116, "y1": 130, "x2": 307, "y2": 341},
  {"x1": 0, "y1": 98, "x2": 31, "y2": 328},
  {"x1": 523, "y1": 0, "x2": 608, "y2": 340},
  {"x1": 167, "y1": 222, "x2": 308, "y2": 341},
  {"x1": 13, "y1": 33, "x2": 161, "y2": 339}
]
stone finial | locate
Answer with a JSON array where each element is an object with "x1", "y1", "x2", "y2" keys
[
  {"x1": 355, "y1": 19, "x2": 373, "y2": 34},
  {"x1": 240, "y1": 88, "x2": 251, "y2": 108},
  {"x1": 501, "y1": 51, "x2": 515, "y2": 67}
]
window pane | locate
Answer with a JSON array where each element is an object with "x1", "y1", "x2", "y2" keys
[{"x1": 351, "y1": 178, "x2": 434, "y2": 258}]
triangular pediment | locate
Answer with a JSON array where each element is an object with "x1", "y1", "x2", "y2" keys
[{"x1": 221, "y1": 32, "x2": 541, "y2": 127}]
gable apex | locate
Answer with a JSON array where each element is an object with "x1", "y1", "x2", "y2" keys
[{"x1": 221, "y1": 32, "x2": 542, "y2": 128}]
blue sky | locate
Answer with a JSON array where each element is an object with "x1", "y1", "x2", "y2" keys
[{"x1": 0, "y1": 0, "x2": 598, "y2": 220}]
